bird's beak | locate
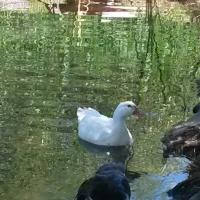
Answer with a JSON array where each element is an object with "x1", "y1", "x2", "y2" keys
[{"x1": 133, "y1": 107, "x2": 143, "y2": 118}]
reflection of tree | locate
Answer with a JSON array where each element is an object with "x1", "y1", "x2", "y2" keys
[
  {"x1": 134, "y1": 0, "x2": 167, "y2": 103},
  {"x1": 134, "y1": 0, "x2": 199, "y2": 107},
  {"x1": 37, "y1": 0, "x2": 73, "y2": 14},
  {"x1": 146, "y1": 0, "x2": 167, "y2": 103},
  {"x1": 0, "y1": 141, "x2": 17, "y2": 199},
  {"x1": 0, "y1": 13, "x2": 78, "y2": 199},
  {"x1": 148, "y1": 2, "x2": 167, "y2": 103},
  {"x1": 1, "y1": 8, "x2": 200, "y2": 199},
  {"x1": 168, "y1": 0, "x2": 200, "y2": 22}
]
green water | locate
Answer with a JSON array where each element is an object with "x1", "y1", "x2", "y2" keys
[{"x1": 0, "y1": 11, "x2": 200, "y2": 200}]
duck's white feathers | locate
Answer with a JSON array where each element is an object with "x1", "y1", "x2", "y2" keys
[
  {"x1": 77, "y1": 102, "x2": 134, "y2": 146},
  {"x1": 77, "y1": 107, "x2": 114, "y2": 144},
  {"x1": 77, "y1": 107, "x2": 102, "y2": 122}
]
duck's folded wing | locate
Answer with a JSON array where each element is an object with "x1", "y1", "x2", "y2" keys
[
  {"x1": 77, "y1": 107, "x2": 102, "y2": 122},
  {"x1": 78, "y1": 116, "x2": 113, "y2": 144}
]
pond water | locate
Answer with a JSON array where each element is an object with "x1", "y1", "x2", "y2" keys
[{"x1": 0, "y1": 3, "x2": 200, "y2": 200}]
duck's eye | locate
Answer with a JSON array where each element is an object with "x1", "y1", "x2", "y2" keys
[{"x1": 127, "y1": 105, "x2": 132, "y2": 108}]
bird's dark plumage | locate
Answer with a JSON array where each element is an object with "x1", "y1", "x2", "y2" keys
[
  {"x1": 168, "y1": 156, "x2": 200, "y2": 200},
  {"x1": 75, "y1": 163, "x2": 131, "y2": 200},
  {"x1": 161, "y1": 103, "x2": 200, "y2": 159}
]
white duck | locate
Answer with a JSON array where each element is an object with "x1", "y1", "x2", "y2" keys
[{"x1": 77, "y1": 101, "x2": 140, "y2": 146}]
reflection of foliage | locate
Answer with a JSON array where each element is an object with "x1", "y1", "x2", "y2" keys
[{"x1": 0, "y1": 11, "x2": 200, "y2": 199}]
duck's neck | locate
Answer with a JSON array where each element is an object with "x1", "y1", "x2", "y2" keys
[{"x1": 113, "y1": 111, "x2": 126, "y2": 124}]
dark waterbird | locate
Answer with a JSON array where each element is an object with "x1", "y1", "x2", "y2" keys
[
  {"x1": 161, "y1": 103, "x2": 200, "y2": 159},
  {"x1": 75, "y1": 163, "x2": 131, "y2": 200},
  {"x1": 168, "y1": 156, "x2": 200, "y2": 200}
]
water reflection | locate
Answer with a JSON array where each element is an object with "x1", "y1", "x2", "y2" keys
[
  {"x1": 37, "y1": 0, "x2": 200, "y2": 22},
  {"x1": 168, "y1": 0, "x2": 200, "y2": 22},
  {"x1": 0, "y1": 0, "x2": 29, "y2": 11},
  {"x1": 1, "y1": 0, "x2": 200, "y2": 22},
  {"x1": 0, "y1": 3, "x2": 200, "y2": 200},
  {"x1": 37, "y1": 0, "x2": 144, "y2": 16},
  {"x1": 79, "y1": 139, "x2": 133, "y2": 164}
]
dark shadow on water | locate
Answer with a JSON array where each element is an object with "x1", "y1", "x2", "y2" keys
[
  {"x1": 78, "y1": 138, "x2": 133, "y2": 164},
  {"x1": 79, "y1": 138, "x2": 144, "y2": 182}
]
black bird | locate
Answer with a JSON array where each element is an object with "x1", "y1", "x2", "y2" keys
[
  {"x1": 161, "y1": 103, "x2": 200, "y2": 159},
  {"x1": 75, "y1": 163, "x2": 131, "y2": 200},
  {"x1": 168, "y1": 156, "x2": 200, "y2": 200}
]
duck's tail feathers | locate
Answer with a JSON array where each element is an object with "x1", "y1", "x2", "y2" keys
[
  {"x1": 77, "y1": 107, "x2": 86, "y2": 122},
  {"x1": 77, "y1": 107, "x2": 101, "y2": 122}
]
